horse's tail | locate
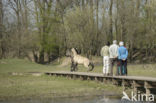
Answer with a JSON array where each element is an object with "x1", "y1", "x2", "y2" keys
[{"x1": 88, "y1": 62, "x2": 94, "y2": 71}]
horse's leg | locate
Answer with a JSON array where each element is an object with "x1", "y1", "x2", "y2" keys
[
  {"x1": 71, "y1": 61, "x2": 74, "y2": 72},
  {"x1": 88, "y1": 62, "x2": 94, "y2": 71},
  {"x1": 72, "y1": 62, "x2": 78, "y2": 72},
  {"x1": 84, "y1": 63, "x2": 90, "y2": 72},
  {"x1": 75, "y1": 63, "x2": 78, "y2": 71}
]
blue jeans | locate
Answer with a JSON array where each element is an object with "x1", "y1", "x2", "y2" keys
[{"x1": 119, "y1": 59, "x2": 127, "y2": 75}]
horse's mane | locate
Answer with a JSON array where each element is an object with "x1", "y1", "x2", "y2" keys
[{"x1": 71, "y1": 48, "x2": 77, "y2": 56}]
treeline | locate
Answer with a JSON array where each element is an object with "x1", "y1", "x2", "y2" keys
[{"x1": 0, "y1": 0, "x2": 156, "y2": 63}]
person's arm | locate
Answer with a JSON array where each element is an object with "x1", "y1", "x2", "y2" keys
[
  {"x1": 100, "y1": 48, "x2": 103, "y2": 56},
  {"x1": 109, "y1": 46, "x2": 112, "y2": 57},
  {"x1": 125, "y1": 48, "x2": 128, "y2": 59},
  {"x1": 116, "y1": 45, "x2": 119, "y2": 58},
  {"x1": 118, "y1": 48, "x2": 121, "y2": 59}
]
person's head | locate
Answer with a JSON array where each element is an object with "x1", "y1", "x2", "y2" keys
[
  {"x1": 106, "y1": 41, "x2": 110, "y2": 46},
  {"x1": 119, "y1": 41, "x2": 124, "y2": 46},
  {"x1": 113, "y1": 40, "x2": 117, "y2": 44}
]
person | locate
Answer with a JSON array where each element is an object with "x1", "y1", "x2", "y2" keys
[
  {"x1": 109, "y1": 40, "x2": 119, "y2": 76},
  {"x1": 100, "y1": 42, "x2": 110, "y2": 76},
  {"x1": 118, "y1": 41, "x2": 128, "y2": 76}
]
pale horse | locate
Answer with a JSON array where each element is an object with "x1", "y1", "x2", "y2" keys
[{"x1": 66, "y1": 48, "x2": 94, "y2": 72}]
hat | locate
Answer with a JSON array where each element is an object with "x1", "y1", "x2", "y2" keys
[{"x1": 119, "y1": 41, "x2": 124, "y2": 46}]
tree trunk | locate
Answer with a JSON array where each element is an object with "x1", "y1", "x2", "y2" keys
[
  {"x1": 109, "y1": 0, "x2": 113, "y2": 42},
  {"x1": 0, "y1": 0, "x2": 3, "y2": 58},
  {"x1": 96, "y1": 0, "x2": 99, "y2": 37},
  {"x1": 82, "y1": 0, "x2": 84, "y2": 9}
]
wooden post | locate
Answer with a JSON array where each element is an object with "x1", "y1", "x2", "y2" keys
[
  {"x1": 99, "y1": 77, "x2": 103, "y2": 82},
  {"x1": 132, "y1": 81, "x2": 138, "y2": 94},
  {"x1": 145, "y1": 88, "x2": 150, "y2": 97},
  {"x1": 54, "y1": 74, "x2": 57, "y2": 77},
  {"x1": 68, "y1": 74, "x2": 72, "y2": 79},
  {"x1": 112, "y1": 78, "x2": 118, "y2": 85},
  {"x1": 80, "y1": 75, "x2": 83, "y2": 80},
  {"x1": 49, "y1": 73, "x2": 52, "y2": 76},
  {"x1": 73, "y1": 75, "x2": 76, "y2": 80},
  {"x1": 144, "y1": 81, "x2": 151, "y2": 99},
  {"x1": 122, "y1": 79, "x2": 125, "y2": 91},
  {"x1": 87, "y1": 76, "x2": 91, "y2": 81},
  {"x1": 84, "y1": 76, "x2": 87, "y2": 80},
  {"x1": 60, "y1": 74, "x2": 63, "y2": 77},
  {"x1": 95, "y1": 77, "x2": 98, "y2": 82},
  {"x1": 103, "y1": 78, "x2": 107, "y2": 83},
  {"x1": 66, "y1": 74, "x2": 69, "y2": 79}
]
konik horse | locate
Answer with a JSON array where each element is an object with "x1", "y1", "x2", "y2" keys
[{"x1": 66, "y1": 48, "x2": 94, "y2": 72}]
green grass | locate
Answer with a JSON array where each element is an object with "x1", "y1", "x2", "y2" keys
[
  {"x1": 0, "y1": 59, "x2": 123, "y2": 100},
  {"x1": 0, "y1": 74, "x2": 122, "y2": 100},
  {"x1": 0, "y1": 58, "x2": 155, "y2": 77},
  {"x1": 0, "y1": 58, "x2": 155, "y2": 100}
]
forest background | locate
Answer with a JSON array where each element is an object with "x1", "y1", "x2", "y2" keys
[{"x1": 0, "y1": 0, "x2": 155, "y2": 64}]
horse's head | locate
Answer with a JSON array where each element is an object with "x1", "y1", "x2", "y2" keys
[{"x1": 71, "y1": 48, "x2": 77, "y2": 55}]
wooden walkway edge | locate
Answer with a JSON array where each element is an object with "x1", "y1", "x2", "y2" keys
[{"x1": 45, "y1": 71, "x2": 156, "y2": 95}]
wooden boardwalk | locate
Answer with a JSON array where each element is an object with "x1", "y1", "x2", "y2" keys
[{"x1": 45, "y1": 71, "x2": 156, "y2": 95}]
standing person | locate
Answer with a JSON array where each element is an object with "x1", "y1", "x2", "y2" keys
[
  {"x1": 100, "y1": 42, "x2": 110, "y2": 76},
  {"x1": 109, "y1": 40, "x2": 119, "y2": 76},
  {"x1": 118, "y1": 41, "x2": 128, "y2": 76}
]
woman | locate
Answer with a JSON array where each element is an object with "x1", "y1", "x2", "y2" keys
[{"x1": 118, "y1": 41, "x2": 128, "y2": 76}]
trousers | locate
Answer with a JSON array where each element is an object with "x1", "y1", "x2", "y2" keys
[
  {"x1": 119, "y1": 59, "x2": 127, "y2": 75},
  {"x1": 110, "y1": 58, "x2": 118, "y2": 76},
  {"x1": 103, "y1": 56, "x2": 110, "y2": 74}
]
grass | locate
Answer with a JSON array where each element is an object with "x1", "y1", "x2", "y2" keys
[
  {"x1": 0, "y1": 74, "x2": 122, "y2": 100},
  {"x1": 0, "y1": 58, "x2": 155, "y2": 100},
  {"x1": 0, "y1": 58, "x2": 156, "y2": 77},
  {"x1": 0, "y1": 58, "x2": 123, "y2": 101}
]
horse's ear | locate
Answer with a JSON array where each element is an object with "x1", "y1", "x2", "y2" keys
[{"x1": 75, "y1": 48, "x2": 81, "y2": 54}]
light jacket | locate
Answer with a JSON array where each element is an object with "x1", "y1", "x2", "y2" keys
[
  {"x1": 118, "y1": 46, "x2": 128, "y2": 60},
  {"x1": 109, "y1": 44, "x2": 119, "y2": 58},
  {"x1": 100, "y1": 46, "x2": 109, "y2": 57}
]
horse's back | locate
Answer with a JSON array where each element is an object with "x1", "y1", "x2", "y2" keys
[{"x1": 74, "y1": 55, "x2": 89, "y2": 64}]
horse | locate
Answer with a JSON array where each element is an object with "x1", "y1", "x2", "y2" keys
[{"x1": 66, "y1": 48, "x2": 94, "y2": 72}]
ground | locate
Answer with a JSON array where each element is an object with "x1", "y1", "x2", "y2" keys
[{"x1": 0, "y1": 58, "x2": 155, "y2": 101}]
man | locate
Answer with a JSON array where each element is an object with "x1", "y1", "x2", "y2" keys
[
  {"x1": 118, "y1": 41, "x2": 128, "y2": 76},
  {"x1": 109, "y1": 40, "x2": 119, "y2": 76},
  {"x1": 100, "y1": 42, "x2": 110, "y2": 76}
]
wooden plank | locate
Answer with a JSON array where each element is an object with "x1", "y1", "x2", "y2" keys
[
  {"x1": 45, "y1": 71, "x2": 156, "y2": 87},
  {"x1": 45, "y1": 71, "x2": 156, "y2": 82}
]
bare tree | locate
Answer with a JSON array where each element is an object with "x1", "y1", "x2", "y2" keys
[
  {"x1": 0, "y1": 0, "x2": 3, "y2": 58},
  {"x1": 108, "y1": 0, "x2": 113, "y2": 41},
  {"x1": 0, "y1": 0, "x2": 156, "y2": 63}
]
